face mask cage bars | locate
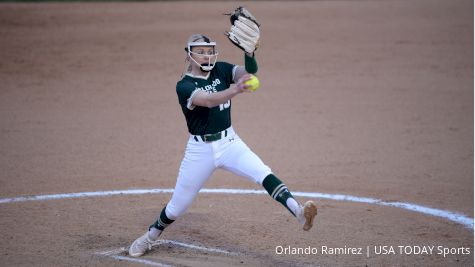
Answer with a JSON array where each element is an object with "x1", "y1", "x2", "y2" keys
[{"x1": 187, "y1": 42, "x2": 219, "y2": 72}]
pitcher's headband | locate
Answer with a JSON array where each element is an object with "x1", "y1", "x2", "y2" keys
[{"x1": 188, "y1": 41, "x2": 216, "y2": 47}]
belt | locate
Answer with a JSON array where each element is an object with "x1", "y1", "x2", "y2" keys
[{"x1": 193, "y1": 129, "x2": 228, "y2": 142}]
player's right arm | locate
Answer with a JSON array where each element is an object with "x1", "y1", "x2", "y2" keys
[{"x1": 192, "y1": 75, "x2": 252, "y2": 108}]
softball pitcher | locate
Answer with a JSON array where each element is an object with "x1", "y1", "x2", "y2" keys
[{"x1": 129, "y1": 7, "x2": 317, "y2": 257}]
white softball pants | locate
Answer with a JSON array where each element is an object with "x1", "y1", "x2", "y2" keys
[{"x1": 165, "y1": 126, "x2": 272, "y2": 220}]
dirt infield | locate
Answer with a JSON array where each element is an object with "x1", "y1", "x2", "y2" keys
[{"x1": 0, "y1": 0, "x2": 473, "y2": 266}]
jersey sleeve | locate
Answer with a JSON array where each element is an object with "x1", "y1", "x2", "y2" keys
[{"x1": 176, "y1": 80, "x2": 201, "y2": 110}]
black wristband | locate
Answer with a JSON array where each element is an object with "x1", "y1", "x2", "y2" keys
[{"x1": 245, "y1": 53, "x2": 258, "y2": 74}]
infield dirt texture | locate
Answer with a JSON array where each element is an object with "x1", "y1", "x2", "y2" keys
[{"x1": 0, "y1": 0, "x2": 473, "y2": 266}]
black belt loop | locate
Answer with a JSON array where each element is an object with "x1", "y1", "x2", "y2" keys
[
  {"x1": 193, "y1": 136, "x2": 199, "y2": 142},
  {"x1": 224, "y1": 130, "x2": 228, "y2": 137}
]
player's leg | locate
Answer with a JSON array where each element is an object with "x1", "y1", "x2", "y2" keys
[
  {"x1": 261, "y1": 173, "x2": 317, "y2": 231},
  {"x1": 219, "y1": 136, "x2": 317, "y2": 230},
  {"x1": 129, "y1": 139, "x2": 215, "y2": 257},
  {"x1": 218, "y1": 136, "x2": 298, "y2": 214}
]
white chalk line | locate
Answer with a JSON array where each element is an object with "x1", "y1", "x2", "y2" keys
[
  {"x1": 159, "y1": 239, "x2": 238, "y2": 255},
  {"x1": 0, "y1": 188, "x2": 473, "y2": 230},
  {"x1": 95, "y1": 239, "x2": 236, "y2": 267},
  {"x1": 108, "y1": 255, "x2": 173, "y2": 267}
]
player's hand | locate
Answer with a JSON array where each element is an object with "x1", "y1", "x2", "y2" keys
[
  {"x1": 225, "y1": 7, "x2": 260, "y2": 54},
  {"x1": 235, "y1": 74, "x2": 253, "y2": 93}
]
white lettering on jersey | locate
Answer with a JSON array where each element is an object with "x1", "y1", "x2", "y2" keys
[
  {"x1": 219, "y1": 100, "x2": 230, "y2": 111},
  {"x1": 196, "y1": 78, "x2": 221, "y2": 93}
]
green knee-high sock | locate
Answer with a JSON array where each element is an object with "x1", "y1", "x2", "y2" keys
[
  {"x1": 262, "y1": 174, "x2": 300, "y2": 216},
  {"x1": 150, "y1": 207, "x2": 175, "y2": 231}
]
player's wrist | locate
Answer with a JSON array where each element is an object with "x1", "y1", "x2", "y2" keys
[
  {"x1": 244, "y1": 53, "x2": 258, "y2": 74},
  {"x1": 232, "y1": 83, "x2": 244, "y2": 94}
]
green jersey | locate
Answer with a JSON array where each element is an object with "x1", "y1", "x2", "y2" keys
[{"x1": 176, "y1": 61, "x2": 235, "y2": 135}]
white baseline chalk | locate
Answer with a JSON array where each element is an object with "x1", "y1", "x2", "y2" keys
[
  {"x1": 0, "y1": 188, "x2": 472, "y2": 230},
  {"x1": 96, "y1": 239, "x2": 236, "y2": 267}
]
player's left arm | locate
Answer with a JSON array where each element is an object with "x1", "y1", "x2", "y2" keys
[
  {"x1": 233, "y1": 52, "x2": 258, "y2": 82},
  {"x1": 225, "y1": 7, "x2": 260, "y2": 83}
]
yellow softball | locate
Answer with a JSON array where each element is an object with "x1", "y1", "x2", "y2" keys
[{"x1": 244, "y1": 75, "x2": 260, "y2": 91}]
